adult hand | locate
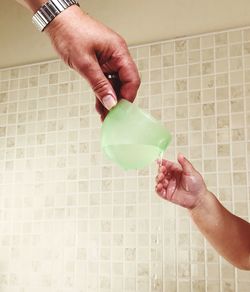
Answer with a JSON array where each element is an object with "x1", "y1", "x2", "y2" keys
[
  {"x1": 155, "y1": 154, "x2": 207, "y2": 209},
  {"x1": 45, "y1": 5, "x2": 140, "y2": 120}
]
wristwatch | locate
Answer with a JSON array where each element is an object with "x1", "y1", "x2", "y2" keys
[{"x1": 32, "y1": 0, "x2": 80, "y2": 32}]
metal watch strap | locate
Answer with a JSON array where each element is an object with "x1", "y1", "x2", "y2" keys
[{"x1": 32, "y1": 0, "x2": 80, "y2": 32}]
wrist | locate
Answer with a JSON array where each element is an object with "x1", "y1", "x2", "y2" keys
[
  {"x1": 44, "y1": 4, "x2": 83, "y2": 35},
  {"x1": 19, "y1": 0, "x2": 47, "y2": 12},
  {"x1": 189, "y1": 189, "x2": 212, "y2": 216},
  {"x1": 32, "y1": 0, "x2": 82, "y2": 32}
]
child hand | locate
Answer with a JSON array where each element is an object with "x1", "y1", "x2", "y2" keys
[{"x1": 155, "y1": 154, "x2": 207, "y2": 209}]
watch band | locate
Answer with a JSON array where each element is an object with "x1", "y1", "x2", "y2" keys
[{"x1": 32, "y1": 0, "x2": 80, "y2": 32}]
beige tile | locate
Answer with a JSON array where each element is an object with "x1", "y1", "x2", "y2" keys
[
  {"x1": 202, "y1": 62, "x2": 214, "y2": 75},
  {"x1": 232, "y1": 141, "x2": 246, "y2": 156},
  {"x1": 218, "y1": 144, "x2": 230, "y2": 157},
  {"x1": 189, "y1": 50, "x2": 201, "y2": 63},
  {"x1": 229, "y1": 31, "x2": 242, "y2": 43},
  {"x1": 162, "y1": 42, "x2": 174, "y2": 54},
  {"x1": 176, "y1": 52, "x2": 187, "y2": 65},
  {"x1": 150, "y1": 69, "x2": 162, "y2": 82},
  {"x1": 203, "y1": 131, "x2": 216, "y2": 144},
  {"x1": 216, "y1": 73, "x2": 229, "y2": 87},
  {"x1": 233, "y1": 172, "x2": 247, "y2": 185},
  {"x1": 201, "y1": 35, "x2": 214, "y2": 49},
  {"x1": 189, "y1": 118, "x2": 201, "y2": 131},
  {"x1": 217, "y1": 116, "x2": 229, "y2": 129},
  {"x1": 231, "y1": 85, "x2": 243, "y2": 99},
  {"x1": 177, "y1": 133, "x2": 188, "y2": 146},
  {"x1": 176, "y1": 92, "x2": 187, "y2": 105},
  {"x1": 203, "y1": 75, "x2": 215, "y2": 89},
  {"x1": 188, "y1": 38, "x2": 200, "y2": 50},
  {"x1": 222, "y1": 280, "x2": 235, "y2": 292},
  {"x1": 217, "y1": 101, "x2": 229, "y2": 115},
  {"x1": 204, "y1": 160, "x2": 217, "y2": 172},
  {"x1": 189, "y1": 91, "x2": 201, "y2": 104},
  {"x1": 216, "y1": 46, "x2": 228, "y2": 59},
  {"x1": 151, "y1": 44, "x2": 162, "y2": 56},
  {"x1": 235, "y1": 202, "x2": 248, "y2": 216},
  {"x1": 163, "y1": 54, "x2": 174, "y2": 67},
  {"x1": 176, "y1": 106, "x2": 188, "y2": 118},
  {"x1": 202, "y1": 48, "x2": 214, "y2": 61},
  {"x1": 175, "y1": 40, "x2": 187, "y2": 52},
  {"x1": 192, "y1": 279, "x2": 206, "y2": 291},
  {"x1": 216, "y1": 59, "x2": 228, "y2": 72},
  {"x1": 244, "y1": 42, "x2": 250, "y2": 55},
  {"x1": 217, "y1": 130, "x2": 230, "y2": 143},
  {"x1": 232, "y1": 128, "x2": 245, "y2": 141},
  {"x1": 151, "y1": 82, "x2": 162, "y2": 95},
  {"x1": 203, "y1": 103, "x2": 215, "y2": 116},
  {"x1": 216, "y1": 87, "x2": 229, "y2": 100},
  {"x1": 230, "y1": 58, "x2": 242, "y2": 70},
  {"x1": 203, "y1": 88, "x2": 215, "y2": 102},
  {"x1": 176, "y1": 65, "x2": 188, "y2": 78},
  {"x1": 231, "y1": 113, "x2": 245, "y2": 128},
  {"x1": 190, "y1": 146, "x2": 202, "y2": 159},
  {"x1": 189, "y1": 77, "x2": 201, "y2": 90},
  {"x1": 176, "y1": 79, "x2": 187, "y2": 91},
  {"x1": 1, "y1": 27, "x2": 250, "y2": 292},
  {"x1": 189, "y1": 64, "x2": 201, "y2": 77},
  {"x1": 203, "y1": 116, "x2": 216, "y2": 130},
  {"x1": 215, "y1": 33, "x2": 228, "y2": 46},
  {"x1": 230, "y1": 44, "x2": 242, "y2": 57},
  {"x1": 230, "y1": 70, "x2": 243, "y2": 85},
  {"x1": 219, "y1": 187, "x2": 232, "y2": 200},
  {"x1": 163, "y1": 67, "x2": 174, "y2": 80},
  {"x1": 231, "y1": 99, "x2": 244, "y2": 113},
  {"x1": 138, "y1": 46, "x2": 149, "y2": 58}
]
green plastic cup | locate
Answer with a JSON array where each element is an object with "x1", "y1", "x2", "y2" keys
[{"x1": 101, "y1": 99, "x2": 172, "y2": 170}]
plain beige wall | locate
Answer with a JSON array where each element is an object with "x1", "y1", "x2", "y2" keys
[{"x1": 1, "y1": 0, "x2": 250, "y2": 68}]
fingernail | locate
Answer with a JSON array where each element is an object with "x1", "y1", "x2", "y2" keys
[{"x1": 102, "y1": 95, "x2": 117, "y2": 110}]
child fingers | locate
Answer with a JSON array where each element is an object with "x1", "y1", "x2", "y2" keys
[
  {"x1": 155, "y1": 185, "x2": 167, "y2": 199},
  {"x1": 163, "y1": 179, "x2": 169, "y2": 188},
  {"x1": 158, "y1": 165, "x2": 167, "y2": 174},
  {"x1": 155, "y1": 183, "x2": 163, "y2": 192},
  {"x1": 160, "y1": 189, "x2": 167, "y2": 198},
  {"x1": 155, "y1": 173, "x2": 164, "y2": 183},
  {"x1": 157, "y1": 159, "x2": 167, "y2": 166},
  {"x1": 157, "y1": 159, "x2": 173, "y2": 170}
]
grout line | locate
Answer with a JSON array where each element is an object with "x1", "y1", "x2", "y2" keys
[
  {"x1": 227, "y1": 29, "x2": 237, "y2": 292},
  {"x1": 172, "y1": 40, "x2": 179, "y2": 292},
  {"x1": 228, "y1": 31, "x2": 237, "y2": 292},
  {"x1": 148, "y1": 45, "x2": 153, "y2": 292},
  {"x1": 187, "y1": 40, "x2": 193, "y2": 292},
  {"x1": 201, "y1": 35, "x2": 208, "y2": 292},
  {"x1": 1, "y1": 27, "x2": 250, "y2": 292},
  {"x1": 129, "y1": 25, "x2": 250, "y2": 50},
  {"x1": 160, "y1": 45, "x2": 165, "y2": 292},
  {"x1": 234, "y1": 28, "x2": 248, "y2": 292},
  {"x1": 242, "y1": 29, "x2": 250, "y2": 236},
  {"x1": 1, "y1": 26, "x2": 250, "y2": 72},
  {"x1": 213, "y1": 31, "x2": 222, "y2": 292},
  {"x1": 1, "y1": 67, "x2": 250, "y2": 83}
]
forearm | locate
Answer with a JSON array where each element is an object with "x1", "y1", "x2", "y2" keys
[
  {"x1": 190, "y1": 191, "x2": 250, "y2": 270},
  {"x1": 16, "y1": 0, "x2": 46, "y2": 11}
]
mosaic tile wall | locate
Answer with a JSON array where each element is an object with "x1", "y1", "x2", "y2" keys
[{"x1": 1, "y1": 27, "x2": 250, "y2": 292}]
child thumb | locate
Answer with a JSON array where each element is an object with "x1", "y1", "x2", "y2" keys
[{"x1": 177, "y1": 153, "x2": 195, "y2": 175}]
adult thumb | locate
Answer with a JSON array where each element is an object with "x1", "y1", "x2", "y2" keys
[
  {"x1": 79, "y1": 58, "x2": 117, "y2": 110},
  {"x1": 177, "y1": 153, "x2": 195, "y2": 175}
]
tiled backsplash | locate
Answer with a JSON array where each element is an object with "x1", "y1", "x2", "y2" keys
[{"x1": 1, "y1": 27, "x2": 250, "y2": 291}]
